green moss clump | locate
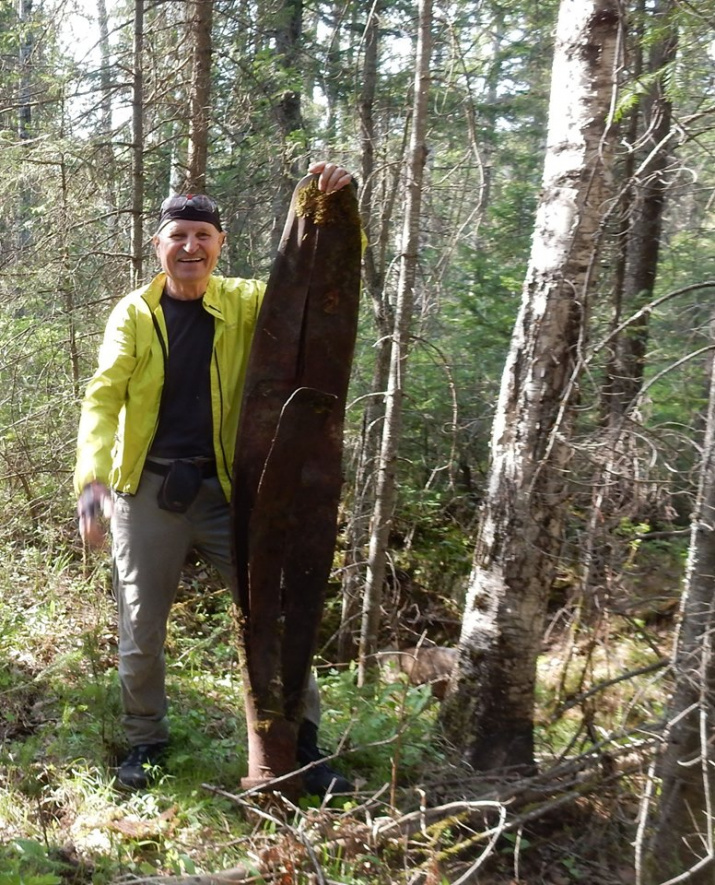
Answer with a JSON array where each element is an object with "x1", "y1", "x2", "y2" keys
[{"x1": 294, "y1": 178, "x2": 361, "y2": 228}]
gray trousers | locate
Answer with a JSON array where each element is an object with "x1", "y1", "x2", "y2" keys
[{"x1": 112, "y1": 468, "x2": 320, "y2": 746}]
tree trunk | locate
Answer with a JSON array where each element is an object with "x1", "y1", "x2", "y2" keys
[
  {"x1": 60, "y1": 159, "x2": 80, "y2": 400},
  {"x1": 96, "y1": 0, "x2": 113, "y2": 135},
  {"x1": 17, "y1": 0, "x2": 34, "y2": 250},
  {"x1": 18, "y1": 0, "x2": 32, "y2": 140},
  {"x1": 337, "y1": 0, "x2": 391, "y2": 663},
  {"x1": 96, "y1": 0, "x2": 118, "y2": 216},
  {"x1": 131, "y1": 0, "x2": 145, "y2": 286},
  {"x1": 582, "y1": 0, "x2": 677, "y2": 610},
  {"x1": 270, "y1": 0, "x2": 305, "y2": 253},
  {"x1": 185, "y1": 0, "x2": 214, "y2": 192},
  {"x1": 602, "y1": 0, "x2": 677, "y2": 421},
  {"x1": 599, "y1": 0, "x2": 643, "y2": 423},
  {"x1": 358, "y1": 0, "x2": 432, "y2": 686},
  {"x1": 646, "y1": 323, "x2": 715, "y2": 883},
  {"x1": 440, "y1": 0, "x2": 620, "y2": 772}
]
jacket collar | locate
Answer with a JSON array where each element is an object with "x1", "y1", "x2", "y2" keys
[
  {"x1": 202, "y1": 276, "x2": 224, "y2": 317},
  {"x1": 141, "y1": 273, "x2": 223, "y2": 316},
  {"x1": 141, "y1": 273, "x2": 167, "y2": 310}
]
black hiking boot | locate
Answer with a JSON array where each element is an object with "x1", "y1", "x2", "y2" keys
[
  {"x1": 116, "y1": 742, "x2": 168, "y2": 790},
  {"x1": 297, "y1": 720, "x2": 354, "y2": 798}
]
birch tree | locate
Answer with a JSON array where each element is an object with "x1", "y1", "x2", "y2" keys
[{"x1": 441, "y1": 0, "x2": 621, "y2": 770}]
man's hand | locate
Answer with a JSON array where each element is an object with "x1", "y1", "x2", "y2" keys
[
  {"x1": 77, "y1": 480, "x2": 113, "y2": 548},
  {"x1": 308, "y1": 161, "x2": 353, "y2": 194}
]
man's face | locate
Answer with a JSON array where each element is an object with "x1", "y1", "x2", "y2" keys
[{"x1": 152, "y1": 219, "x2": 225, "y2": 290}]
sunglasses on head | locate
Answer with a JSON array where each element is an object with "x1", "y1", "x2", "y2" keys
[{"x1": 160, "y1": 194, "x2": 219, "y2": 214}]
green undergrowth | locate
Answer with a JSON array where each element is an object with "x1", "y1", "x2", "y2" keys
[
  {"x1": 0, "y1": 538, "x2": 445, "y2": 883},
  {"x1": 533, "y1": 532, "x2": 682, "y2": 761},
  {"x1": 0, "y1": 527, "x2": 685, "y2": 884}
]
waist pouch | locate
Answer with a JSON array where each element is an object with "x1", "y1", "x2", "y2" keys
[{"x1": 147, "y1": 459, "x2": 207, "y2": 513}]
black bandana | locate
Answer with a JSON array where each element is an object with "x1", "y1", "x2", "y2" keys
[{"x1": 156, "y1": 194, "x2": 222, "y2": 232}]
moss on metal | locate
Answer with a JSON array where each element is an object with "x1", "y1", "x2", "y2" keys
[{"x1": 294, "y1": 178, "x2": 361, "y2": 228}]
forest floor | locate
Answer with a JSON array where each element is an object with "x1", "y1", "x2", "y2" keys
[{"x1": 0, "y1": 527, "x2": 682, "y2": 884}]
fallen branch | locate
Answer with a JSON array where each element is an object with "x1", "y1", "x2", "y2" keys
[
  {"x1": 111, "y1": 867, "x2": 254, "y2": 885},
  {"x1": 553, "y1": 659, "x2": 669, "y2": 719},
  {"x1": 174, "y1": 729, "x2": 665, "y2": 885}
]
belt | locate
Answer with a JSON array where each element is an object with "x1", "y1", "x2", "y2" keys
[{"x1": 144, "y1": 458, "x2": 217, "y2": 479}]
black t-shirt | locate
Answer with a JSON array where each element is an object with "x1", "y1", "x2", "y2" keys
[{"x1": 148, "y1": 291, "x2": 215, "y2": 459}]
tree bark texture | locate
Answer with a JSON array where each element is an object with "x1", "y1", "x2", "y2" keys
[
  {"x1": 584, "y1": 1, "x2": 676, "y2": 606},
  {"x1": 271, "y1": 0, "x2": 305, "y2": 253},
  {"x1": 603, "y1": 0, "x2": 678, "y2": 421},
  {"x1": 96, "y1": 0, "x2": 118, "y2": 215},
  {"x1": 338, "y1": 0, "x2": 389, "y2": 663},
  {"x1": 18, "y1": 0, "x2": 32, "y2": 140},
  {"x1": 131, "y1": 0, "x2": 145, "y2": 287},
  {"x1": 441, "y1": 0, "x2": 620, "y2": 771},
  {"x1": 17, "y1": 0, "x2": 34, "y2": 249},
  {"x1": 358, "y1": 0, "x2": 432, "y2": 685},
  {"x1": 647, "y1": 317, "x2": 715, "y2": 882},
  {"x1": 185, "y1": 0, "x2": 214, "y2": 193}
]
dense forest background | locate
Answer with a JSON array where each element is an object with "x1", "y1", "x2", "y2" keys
[{"x1": 2, "y1": 0, "x2": 715, "y2": 883}]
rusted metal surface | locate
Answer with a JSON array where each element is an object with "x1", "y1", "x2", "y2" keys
[{"x1": 231, "y1": 174, "x2": 361, "y2": 790}]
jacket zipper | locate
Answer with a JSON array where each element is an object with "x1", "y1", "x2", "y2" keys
[
  {"x1": 214, "y1": 348, "x2": 232, "y2": 491},
  {"x1": 147, "y1": 308, "x2": 168, "y2": 456}
]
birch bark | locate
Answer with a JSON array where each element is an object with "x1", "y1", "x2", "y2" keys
[{"x1": 441, "y1": 0, "x2": 621, "y2": 770}]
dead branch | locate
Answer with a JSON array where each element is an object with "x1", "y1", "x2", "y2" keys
[
  {"x1": 554, "y1": 658, "x2": 669, "y2": 718},
  {"x1": 111, "y1": 867, "x2": 254, "y2": 885},
  {"x1": 194, "y1": 728, "x2": 662, "y2": 884}
]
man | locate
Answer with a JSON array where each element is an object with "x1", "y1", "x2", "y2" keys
[{"x1": 75, "y1": 161, "x2": 354, "y2": 794}]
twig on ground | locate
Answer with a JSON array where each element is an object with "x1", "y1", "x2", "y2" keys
[
  {"x1": 110, "y1": 867, "x2": 255, "y2": 885},
  {"x1": 194, "y1": 731, "x2": 661, "y2": 885}
]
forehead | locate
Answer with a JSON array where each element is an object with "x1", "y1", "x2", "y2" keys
[{"x1": 155, "y1": 219, "x2": 222, "y2": 238}]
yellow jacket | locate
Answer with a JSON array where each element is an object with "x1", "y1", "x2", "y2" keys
[{"x1": 74, "y1": 272, "x2": 265, "y2": 500}]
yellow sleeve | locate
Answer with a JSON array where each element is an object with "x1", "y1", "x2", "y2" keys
[{"x1": 73, "y1": 298, "x2": 139, "y2": 496}]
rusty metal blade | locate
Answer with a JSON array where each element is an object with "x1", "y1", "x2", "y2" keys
[{"x1": 231, "y1": 174, "x2": 361, "y2": 782}]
